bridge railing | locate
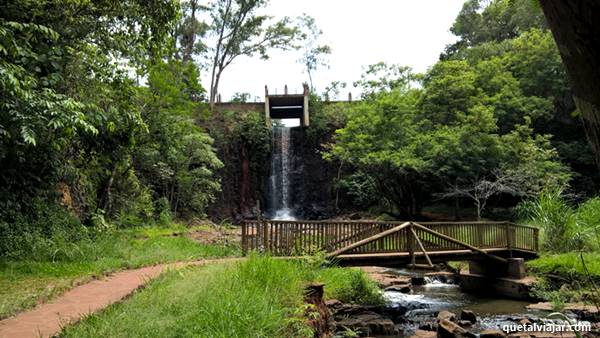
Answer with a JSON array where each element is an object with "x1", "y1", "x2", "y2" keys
[{"x1": 241, "y1": 220, "x2": 538, "y2": 256}]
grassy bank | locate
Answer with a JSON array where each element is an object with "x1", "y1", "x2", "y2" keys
[
  {"x1": 0, "y1": 223, "x2": 239, "y2": 319},
  {"x1": 528, "y1": 252, "x2": 600, "y2": 280},
  {"x1": 59, "y1": 255, "x2": 383, "y2": 338},
  {"x1": 527, "y1": 252, "x2": 600, "y2": 306}
]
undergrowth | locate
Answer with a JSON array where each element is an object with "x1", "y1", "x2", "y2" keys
[{"x1": 59, "y1": 255, "x2": 383, "y2": 338}]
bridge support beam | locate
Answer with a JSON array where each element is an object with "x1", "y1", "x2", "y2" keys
[{"x1": 468, "y1": 258, "x2": 526, "y2": 279}]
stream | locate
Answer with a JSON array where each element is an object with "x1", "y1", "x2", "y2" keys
[{"x1": 378, "y1": 268, "x2": 550, "y2": 337}]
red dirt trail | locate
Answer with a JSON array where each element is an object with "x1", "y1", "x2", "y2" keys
[{"x1": 0, "y1": 257, "x2": 243, "y2": 338}]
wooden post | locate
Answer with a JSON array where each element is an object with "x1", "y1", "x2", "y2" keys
[
  {"x1": 242, "y1": 221, "x2": 248, "y2": 256},
  {"x1": 378, "y1": 223, "x2": 385, "y2": 251},
  {"x1": 505, "y1": 222, "x2": 513, "y2": 258},
  {"x1": 477, "y1": 223, "x2": 484, "y2": 248},
  {"x1": 408, "y1": 223, "x2": 415, "y2": 268},
  {"x1": 263, "y1": 221, "x2": 269, "y2": 253},
  {"x1": 257, "y1": 200, "x2": 268, "y2": 253},
  {"x1": 411, "y1": 227, "x2": 433, "y2": 268}
]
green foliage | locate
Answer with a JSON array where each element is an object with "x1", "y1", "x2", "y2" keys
[
  {"x1": 0, "y1": 1, "x2": 221, "y2": 255},
  {"x1": 447, "y1": 0, "x2": 546, "y2": 50},
  {"x1": 0, "y1": 223, "x2": 239, "y2": 318},
  {"x1": 576, "y1": 197, "x2": 600, "y2": 250},
  {"x1": 298, "y1": 14, "x2": 331, "y2": 89},
  {"x1": 528, "y1": 253, "x2": 600, "y2": 282},
  {"x1": 326, "y1": 58, "x2": 569, "y2": 217},
  {"x1": 335, "y1": 171, "x2": 379, "y2": 209},
  {"x1": 316, "y1": 267, "x2": 384, "y2": 305},
  {"x1": 205, "y1": 0, "x2": 305, "y2": 105},
  {"x1": 59, "y1": 256, "x2": 382, "y2": 337},
  {"x1": 517, "y1": 191, "x2": 600, "y2": 252},
  {"x1": 136, "y1": 60, "x2": 222, "y2": 218},
  {"x1": 323, "y1": 0, "x2": 592, "y2": 216},
  {"x1": 445, "y1": 0, "x2": 597, "y2": 196},
  {"x1": 529, "y1": 252, "x2": 600, "y2": 305}
]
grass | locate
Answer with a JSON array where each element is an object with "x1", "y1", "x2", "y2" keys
[
  {"x1": 0, "y1": 224, "x2": 240, "y2": 319},
  {"x1": 528, "y1": 252, "x2": 600, "y2": 306},
  {"x1": 59, "y1": 255, "x2": 383, "y2": 338},
  {"x1": 527, "y1": 252, "x2": 600, "y2": 281}
]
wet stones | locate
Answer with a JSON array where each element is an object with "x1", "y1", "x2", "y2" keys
[
  {"x1": 360, "y1": 266, "x2": 412, "y2": 289},
  {"x1": 460, "y1": 309, "x2": 477, "y2": 324},
  {"x1": 480, "y1": 328, "x2": 507, "y2": 338},
  {"x1": 437, "y1": 310, "x2": 457, "y2": 322},
  {"x1": 438, "y1": 318, "x2": 476, "y2": 338},
  {"x1": 384, "y1": 284, "x2": 412, "y2": 293},
  {"x1": 411, "y1": 276, "x2": 427, "y2": 286},
  {"x1": 411, "y1": 329, "x2": 438, "y2": 338},
  {"x1": 329, "y1": 303, "x2": 398, "y2": 336}
]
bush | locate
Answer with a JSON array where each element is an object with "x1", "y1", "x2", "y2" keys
[
  {"x1": 0, "y1": 195, "x2": 86, "y2": 259},
  {"x1": 576, "y1": 197, "x2": 600, "y2": 250},
  {"x1": 517, "y1": 189, "x2": 586, "y2": 252},
  {"x1": 316, "y1": 267, "x2": 384, "y2": 305}
]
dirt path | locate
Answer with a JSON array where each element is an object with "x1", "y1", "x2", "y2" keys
[{"x1": 0, "y1": 257, "x2": 243, "y2": 338}]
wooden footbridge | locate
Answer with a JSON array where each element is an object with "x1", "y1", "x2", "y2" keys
[{"x1": 242, "y1": 220, "x2": 538, "y2": 268}]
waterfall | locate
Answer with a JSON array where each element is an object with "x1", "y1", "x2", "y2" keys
[{"x1": 269, "y1": 125, "x2": 295, "y2": 220}]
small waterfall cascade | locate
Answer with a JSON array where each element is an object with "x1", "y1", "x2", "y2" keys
[{"x1": 268, "y1": 125, "x2": 295, "y2": 220}]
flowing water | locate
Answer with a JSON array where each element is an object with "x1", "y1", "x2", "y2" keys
[
  {"x1": 380, "y1": 268, "x2": 548, "y2": 337},
  {"x1": 268, "y1": 125, "x2": 295, "y2": 220}
]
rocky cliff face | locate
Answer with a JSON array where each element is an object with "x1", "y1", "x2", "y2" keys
[{"x1": 285, "y1": 126, "x2": 337, "y2": 219}]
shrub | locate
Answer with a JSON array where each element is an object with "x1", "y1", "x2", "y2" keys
[
  {"x1": 576, "y1": 197, "x2": 600, "y2": 250},
  {"x1": 517, "y1": 189, "x2": 585, "y2": 252}
]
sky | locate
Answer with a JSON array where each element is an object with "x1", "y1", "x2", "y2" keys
[{"x1": 201, "y1": 0, "x2": 467, "y2": 102}]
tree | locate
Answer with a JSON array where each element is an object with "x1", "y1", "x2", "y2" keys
[
  {"x1": 297, "y1": 15, "x2": 331, "y2": 90},
  {"x1": 205, "y1": 0, "x2": 303, "y2": 110},
  {"x1": 136, "y1": 60, "x2": 222, "y2": 217},
  {"x1": 444, "y1": 0, "x2": 598, "y2": 195},
  {"x1": 230, "y1": 92, "x2": 252, "y2": 103},
  {"x1": 539, "y1": 0, "x2": 600, "y2": 169},
  {"x1": 353, "y1": 62, "x2": 414, "y2": 99},
  {"x1": 176, "y1": 0, "x2": 209, "y2": 62},
  {"x1": 437, "y1": 171, "x2": 520, "y2": 221}
]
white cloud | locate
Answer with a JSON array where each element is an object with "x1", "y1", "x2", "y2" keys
[{"x1": 201, "y1": 0, "x2": 465, "y2": 101}]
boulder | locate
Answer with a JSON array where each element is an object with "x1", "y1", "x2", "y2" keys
[
  {"x1": 437, "y1": 310, "x2": 457, "y2": 322},
  {"x1": 419, "y1": 322, "x2": 437, "y2": 331},
  {"x1": 480, "y1": 329, "x2": 507, "y2": 338},
  {"x1": 385, "y1": 284, "x2": 411, "y2": 293},
  {"x1": 335, "y1": 311, "x2": 396, "y2": 336},
  {"x1": 411, "y1": 329, "x2": 437, "y2": 338},
  {"x1": 437, "y1": 319, "x2": 475, "y2": 338},
  {"x1": 360, "y1": 267, "x2": 412, "y2": 288},
  {"x1": 412, "y1": 276, "x2": 427, "y2": 285},
  {"x1": 460, "y1": 309, "x2": 477, "y2": 324},
  {"x1": 349, "y1": 212, "x2": 362, "y2": 220},
  {"x1": 528, "y1": 332, "x2": 576, "y2": 338},
  {"x1": 518, "y1": 318, "x2": 532, "y2": 326},
  {"x1": 458, "y1": 320, "x2": 473, "y2": 327}
]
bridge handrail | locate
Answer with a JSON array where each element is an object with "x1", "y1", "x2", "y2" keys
[{"x1": 241, "y1": 219, "x2": 538, "y2": 256}]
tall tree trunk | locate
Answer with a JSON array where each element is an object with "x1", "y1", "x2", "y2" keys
[
  {"x1": 540, "y1": 0, "x2": 600, "y2": 168},
  {"x1": 100, "y1": 165, "x2": 118, "y2": 214},
  {"x1": 182, "y1": 0, "x2": 198, "y2": 63}
]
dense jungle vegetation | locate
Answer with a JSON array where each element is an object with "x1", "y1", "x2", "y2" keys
[
  {"x1": 2, "y1": 0, "x2": 600, "y2": 336},
  {"x1": 1, "y1": 0, "x2": 599, "y2": 255}
]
